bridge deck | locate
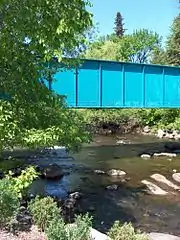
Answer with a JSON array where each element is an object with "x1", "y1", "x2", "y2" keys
[{"x1": 51, "y1": 59, "x2": 180, "y2": 108}]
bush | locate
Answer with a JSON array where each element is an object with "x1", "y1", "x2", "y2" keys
[
  {"x1": 0, "y1": 178, "x2": 20, "y2": 227},
  {"x1": 28, "y1": 196, "x2": 60, "y2": 231},
  {"x1": 108, "y1": 221, "x2": 148, "y2": 240},
  {"x1": 45, "y1": 218, "x2": 67, "y2": 240},
  {"x1": 6, "y1": 166, "x2": 39, "y2": 199},
  {"x1": 46, "y1": 213, "x2": 92, "y2": 240}
]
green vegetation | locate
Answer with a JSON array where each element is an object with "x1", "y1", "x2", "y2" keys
[
  {"x1": 108, "y1": 221, "x2": 148, "y2": 240},
  {"x1": 0, "y1": 178, "x2": 20, "y2": 227},
  {"x1": 0, "y1": 166, "x2": 37, "y2": 226},
  {"x1": 79, "y1": 109, "x2": 180, "y2": 132},
  {"x1": 28, "y1": 196, "x2": 60, "y2": 231},
  {"x1": 0, "y1": 0, "x2": 93, "y2": 154}
]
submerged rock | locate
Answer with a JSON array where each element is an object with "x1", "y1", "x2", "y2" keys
[
  {"x1": 94, "y1": 169, "x2": 106, "y2": 174},
  {"x1": 141, "y1": 180, "x2": 168, "y2": 195},
  {"x1": 153, "y1": 153, "x2": 177, "y2": 158},
  {"x1": 107, "y1": 169, "x2": 126, "y2": 177},
  {"x1": 106, "y1": 184, "x2": 119, "y2": 190},
  {"x1": 141, "y1": 154, "x2": 151, "y2": 159},
  {"x1": 43, "y1": 163, "x2": 64, "y2": 179},
  {"x1": 172, "y1": 173, "x2": 180, "y2": 184},
  {"x1": 148, "y1": 232, "x2": 180, "y2": 240},
  {"x1": 150, "y1": 174, "x2": 180, "y2": 190}
]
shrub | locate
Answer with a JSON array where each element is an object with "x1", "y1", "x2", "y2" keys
[
  {"x1": 0, "y1": 178, "x2": 20, "y2": 227},
  {"x1": 6, "y1": 166, "x2": 39, "y2": 198},
  {"x1": 46, "y1": 213, "x2": 92, "y2": 240},
  {"x1": 28, "y1": 196, "x2": 60, "y2": 231},
  {"x1": 45, "y1": 218, "x2": 67, "y2": 240},
  {"x1": 66, "y1": 214, "x2": 92, "y2": 240},
  {"x1": 108, "y1": 221, "x2": 148, "y2": 240}
]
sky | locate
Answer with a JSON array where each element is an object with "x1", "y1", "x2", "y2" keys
[{"x1": 89, "y1": 0, "x2": 179, "y2": 43}]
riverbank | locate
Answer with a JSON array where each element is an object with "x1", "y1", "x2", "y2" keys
[{"x1": 77, "y1": 109, "x2": 180, "y2": 140}]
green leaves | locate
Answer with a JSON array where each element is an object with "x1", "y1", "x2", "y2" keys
[
  {"x1": 116, "y1": 29, "x2": 162, "y2": 63},
  {"x1": 166, "y1": 15, "x2": 180, "y2": 66},
  {"x1": 84, "y1": 29, "x2": 162, "y2": 64},
  {"x1": 0, "y1": 0, "x2": 92, "y2": 153}
]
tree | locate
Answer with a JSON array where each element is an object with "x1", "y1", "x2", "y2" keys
[
  {"x1": 84, "y1": 40, "x2": 118, "y2": 60},
  {"x1": 0, "y1": 0, "x2": 93, "y2": 152},
  {"x1": 166, "y1": 15, "x2": 180, "y2": 66},
  {"x1": 116, "y1": 29, "x2": 162, "y2": 63},
  {"x1": 114, "y1": 12, "x2": 125, "y2": 38}
]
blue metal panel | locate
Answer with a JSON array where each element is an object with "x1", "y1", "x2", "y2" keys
[
  {"x1": 124, "y1": 64, "x2": 144, "y2": 107},
  {"x1": 164, "y1": 67, "x2": 180, "y2": 107},
  {"x1": 51, "y1": 59, "x2": 180, "y2": 108},
  {"x1": 101, "y1": 62, "x2": 123, "y2": 107},
  {"x1": 77, "y1": 61, "x2": 100, "y2": 107},
  {"x1": 53, "y1": 69, "x2": 76, "y2": 107},
  {"x1": 144, "y1": 66, "x2": 163, "y2": 107}
]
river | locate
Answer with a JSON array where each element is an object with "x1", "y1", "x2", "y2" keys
[{"x1": 30, "y1": 134, "x2": 180, "y2": 236}]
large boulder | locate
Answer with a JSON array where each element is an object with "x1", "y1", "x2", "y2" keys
[
  {"x1": 43, "y1": 163, "x2": 64, "y2": 179},
  {"x1": 172, "y1": 173, "x2": 180, "y2": 184},
  {"x1": 148, "y1": 232, "x2": 180, "y2": 240}
]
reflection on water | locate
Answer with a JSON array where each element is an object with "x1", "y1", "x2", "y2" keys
[{"x1": 31, "y1": 134, "x2": 180, "y2": 235}]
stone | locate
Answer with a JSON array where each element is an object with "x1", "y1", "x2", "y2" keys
[
  {"x1": 106, "y1": 184, "x2": 119, "y2": 190},
  {"x1": 107, "y1": 169, "x2": 126, "y2": 177},
  {"x1": 157, "y1": 129, "x2": 165, "y2": 139},
  {"x1": 153, "y1": 152, "x2": 177, "y2": 158},
  {"x1": 141, "y1": 154, "x2": 151, "y2": 159},
  {"x1": 43, "y1": 163, "x2": 64, "y2": 179},
  {"x1": 172, "y1": 173, "x2": 180, "y2": 184},
  {"x1": 69, "y1": 192, "x2": 82, "y2": 200},
  {"x1": 143, "y1": 126, "x2": 151, "y2": 133},
  {"x1": 94, "y1": 169, "x2": 106, "y2": 174},
  {"x1": 148, "y1": 232, "x2": 180, "y2": 240},
  {"x1": 90, "y1": 228, "x2": 111, "y2": 240},
  {"x1": 67, "y1": 225, "x2": 111, "y2": 240},
  {"x1": 151, "y1": 174, "x2": 180, "y2": 190},
  {"x1": 141, "y1": 180, "x2": 168, "y2": 195}
]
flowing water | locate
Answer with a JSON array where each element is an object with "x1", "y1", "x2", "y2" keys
[{"x1": 30, "y1": 134, "x2": 180, "y2": 235}]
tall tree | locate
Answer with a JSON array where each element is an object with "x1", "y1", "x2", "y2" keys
[
  {"x1": 0, "y1": 0, "x2": 92, "y2": 151},
  {"x1": 116, "y1": 29, "x2": 162, "y2": 63},
  {"x1": 114, "y1": 12, "x2": 125, "y2": 38},
  {"x1": 166, "y1": 15, "x2": 180, "y2": 66}
]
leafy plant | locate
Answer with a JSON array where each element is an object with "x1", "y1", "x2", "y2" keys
[
  {"x1": 6, "y1": 166, "x2": 39, "y2": 198},
  {"x1": 28, "y1": 196, "x2": 60, "y2": 231},
  {"x1": 108, "y1": 221, "x2": 148, "y2": 240},
  {"x1": 46, "y1": 213, "x2": 92, "y2": 240},
  {"x1": 0, "y1": 178, "x2": 20, "y2": 227}
]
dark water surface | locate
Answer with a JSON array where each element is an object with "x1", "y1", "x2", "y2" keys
[{"x1": 31, "y1": 134, "x2": 180, "y2": 235}]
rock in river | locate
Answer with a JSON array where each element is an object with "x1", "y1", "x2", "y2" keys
[
  {"x1": 43, "y1": 163, "x2": 64, "y2": 179},
  {"x1": 153, "y1": 153, "x2": 177, "y2": 158},
  {"x1": 151, "y1": 173, "x2": 180, "y2": 191},
  {"x1": 141, "y1": 154, "x2": 151, "y2": 159},
  {"x1": 172, "y1": 173, "x2": 180, "y2": 184},
  {"x1": 148, "y1": 232, "x2": 180, "y2": 240},
  {"x1": 141, "y1": 180, "x2": 168, "y2": 195},
  {"x1": 107, "y1": 169, "x2": 126, "y2": 177}
]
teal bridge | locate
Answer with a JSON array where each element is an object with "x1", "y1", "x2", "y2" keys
[{"x1": 51, "y1": 59, "x2": 180, "y2": 108}]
